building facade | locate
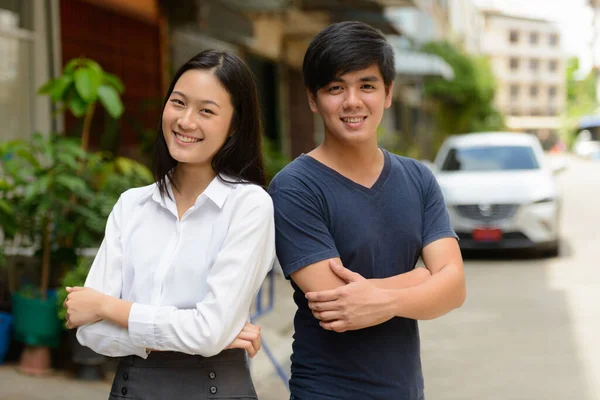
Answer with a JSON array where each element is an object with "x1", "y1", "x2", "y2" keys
[{"x1": 480, "y1": 10, "x2": 566, "y2": 139}]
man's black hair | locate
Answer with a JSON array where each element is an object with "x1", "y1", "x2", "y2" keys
[{"x1": 302, "y1": 21, "x2": 396, "y2": 95}]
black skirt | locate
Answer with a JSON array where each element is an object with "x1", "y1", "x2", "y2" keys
[{"x1": 109, "y1": 349, "x2": 258, "y2": 400}]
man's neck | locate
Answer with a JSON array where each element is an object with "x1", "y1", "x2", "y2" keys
[{"x1": 308, "y1": 136, "x2": 384, "y2": 188}]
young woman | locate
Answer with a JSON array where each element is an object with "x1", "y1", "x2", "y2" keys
[{"x1": 63, "y1": 50, "x2": 274, "y2": 399}]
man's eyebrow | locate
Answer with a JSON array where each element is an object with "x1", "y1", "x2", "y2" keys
[
  {"x1": 359, "y1": 75, "x2": 380, "y2": 82},
  {"x1": 171, "y1": 91, "x2": 220, "y2": 108}
]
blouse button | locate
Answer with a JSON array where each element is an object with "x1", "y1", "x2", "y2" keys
[
  {"x1": 121, "y1": 387, "x2": 128, "y2": 395},
  {"x1": 208, "y1": 371, "x2": 216, "y2": 380},
  {"x1": 210, "y1": 386, "x2": 217, "y2": 394}
]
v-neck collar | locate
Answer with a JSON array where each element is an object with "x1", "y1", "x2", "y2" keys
[{"x1": 300, "y1": 148, "x2": 391, "y2": 196}]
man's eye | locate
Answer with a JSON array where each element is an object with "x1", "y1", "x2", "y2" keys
[
  {"x1": 363, "y1": 84, "x2": 375, "y2": 90},
  {"x1": 328, "y1": 86, "x2": 342, "y2": 92}
]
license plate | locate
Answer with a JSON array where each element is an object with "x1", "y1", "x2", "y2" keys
[{"x1": 472, "y1": 228, "x2": 503, "y2": 242}]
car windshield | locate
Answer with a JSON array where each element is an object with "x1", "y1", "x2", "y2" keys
[{"x1": 441, "y1": 145, "x2": 540, "y2": 171}]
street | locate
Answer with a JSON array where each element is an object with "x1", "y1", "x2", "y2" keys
[
  {"x1": 0, "y1": 155, "x2": 598, "y2": 400},
  {"x1": 420, "y1": 155, "x2": 600, "y2": 400}
]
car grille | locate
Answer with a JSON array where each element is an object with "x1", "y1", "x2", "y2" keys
[{"x1": 453, "y1": 204, "x2": 519, "y2": 222}]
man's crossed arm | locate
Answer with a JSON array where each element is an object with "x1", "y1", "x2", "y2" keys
[{"x1": 292, "y1": 238, "x2": 466, "y2": 333}]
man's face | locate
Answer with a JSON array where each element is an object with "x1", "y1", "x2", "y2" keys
[{"x1": 308, "y1": 64, "x2": 393, "y2": 145}]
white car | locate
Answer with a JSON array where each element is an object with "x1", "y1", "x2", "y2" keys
[{"x1": 431, "y1": 132, "x2": 562, "y2": 257}]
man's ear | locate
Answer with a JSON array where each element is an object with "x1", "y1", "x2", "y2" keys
[
  {"x1": 307, "y1": 89, "x2": 319, "y2": 113},
  {"x1": 384, "y1": 82, "x2": 394, "y2": 109}
]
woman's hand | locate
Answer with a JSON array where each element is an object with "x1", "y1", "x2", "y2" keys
[
  {"x1": 225, "y1": 322, "x2": 261, "y2": 358},
  {"x1": 63, "y1": 287, "x2": 106, "y2": 329}
]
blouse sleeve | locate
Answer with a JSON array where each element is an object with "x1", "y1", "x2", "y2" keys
[
  {"x1": 76, "y1": 196, "x2": 148, "y2": 358},
  {"x1": 126, "y1": 189, "x2": 275, "y2": 357}
]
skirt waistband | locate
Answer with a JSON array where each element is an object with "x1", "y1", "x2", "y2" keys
[{"x1": 120, "y1": 348, "x2": 246, "y2": 367}]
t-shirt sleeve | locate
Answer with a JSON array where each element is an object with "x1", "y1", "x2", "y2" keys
[
  {"x1": 269, "y1": 188, "x2": 339, "y2": 278},
  {"x1": 421, "y1": 165, "x2": 458, "y2": 247}
]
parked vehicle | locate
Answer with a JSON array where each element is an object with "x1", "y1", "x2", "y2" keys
[
  {"x1": 431, "y1": 132, "x2": 563, "y2": 257},
  {"x1": 573, "y1": 116, "x2": 600, "y2": 159}
]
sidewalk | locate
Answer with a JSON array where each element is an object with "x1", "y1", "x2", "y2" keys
[{"x1": 0, "y1": 273, "x2": 296, "y2": 400}]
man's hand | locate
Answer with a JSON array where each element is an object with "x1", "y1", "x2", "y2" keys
[
  {"x1": 305, "y1": 260, "x2": 395, "y2": 332},
  {"x1": 225, "y1": 322, "x2": 262, "y2": 358},
  {"x1": 63, "y1": 287, "x2": 106, "y2": 329}
]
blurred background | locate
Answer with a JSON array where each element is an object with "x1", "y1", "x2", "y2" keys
[{"x1": 0, "y1": 0, "x2": 599, "y2": 399}]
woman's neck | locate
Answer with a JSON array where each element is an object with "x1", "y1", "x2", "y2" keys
[{"x1": 172, "y1": 163, "x2": 216, "y2": 203}]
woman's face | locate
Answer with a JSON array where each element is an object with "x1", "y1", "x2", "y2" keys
[{"x1": 162, "y1": 69, "x2": 234, "y2": 167}]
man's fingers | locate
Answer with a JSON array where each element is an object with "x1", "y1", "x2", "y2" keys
[
  {"x1": 312, "y1": 310, "x2": 340, "y2": 321},
  {"x1": 320, "y1": 320, "x2": 347, "y2": 333},
  {"x1": 305, "y1": 289, "x2": 339, "y2": 302},
  {"x1": 329, "y1": 260, "x2": 361, "y2": 283},
  {"x1": 308, "y1": 300, "x2": 339, "y2": 312}
]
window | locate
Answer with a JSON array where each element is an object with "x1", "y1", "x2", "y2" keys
[
  {"x1": 441, "y1": 146, "x2": 540, "y2": 172},
  {"x1": 530, "y1": 85, "x2": 538, "y2": 97},
  {"x1": 548, "y1": 86, "x2": 557, "y2": 98},
  {"x1": 530, "y1": 32, "x2": 539, "y2": 45},
  {"x1": 549, "y1": 34, "x2": 559, "y2": 47},
  {"x1": 509, "y1": 58, "x2": 519, "y2": 70},
  {"x1": 509, "y1": 30, "x2": 519, "y2": 44},
  {"x1": 510, "y1": 84, "x2": 519, "y2": 99},
  {"x1": 530, "y1": 59, "x2": 539, "y2": 71},
  {"x1": 549, "y1": 60, "x2": 558, "y2": 72}
]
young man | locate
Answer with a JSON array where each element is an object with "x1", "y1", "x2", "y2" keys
[{"x1": 268, "y1": 21, "x2": 466, "y2": 400}]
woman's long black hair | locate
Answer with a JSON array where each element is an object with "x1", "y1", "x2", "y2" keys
[{"x1": 154, "y1": 50, "x2": 265, "y2": 196}]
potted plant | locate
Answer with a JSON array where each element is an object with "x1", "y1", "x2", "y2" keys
[{"x1": 2, "y1": 134, "x2": 95, "y2": 376}]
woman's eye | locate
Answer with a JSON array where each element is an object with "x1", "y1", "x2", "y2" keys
[
  {"x1": 201, "y1": 109, "x2": 215, "y2": 115},
  {"x1": 170, "y1": 99, "x2": 184, "y2": 106}
]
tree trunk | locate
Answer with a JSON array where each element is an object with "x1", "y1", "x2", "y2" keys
[{"x1": 40, "y1": 217, "x2": 51, "y2": 301}]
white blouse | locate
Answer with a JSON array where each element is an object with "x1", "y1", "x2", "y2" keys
[{"x1": 76, "y1": 176, "x2": 275, "y2": 359}]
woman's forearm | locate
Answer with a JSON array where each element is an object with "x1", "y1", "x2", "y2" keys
[{"x1": 99, "y1": 294, "x2": 133, "y2": 329}]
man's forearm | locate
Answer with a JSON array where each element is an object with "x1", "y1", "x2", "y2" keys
[
  {"x1": 371, "y1": 267, "x2": 431, "y2": 290},
  {"x1": 386, "y1": 263, "x2": 465, "y2": 320}
]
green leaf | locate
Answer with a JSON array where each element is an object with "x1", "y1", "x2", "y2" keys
[
  {"x1": 85, "y1": 59, "x2": 104, "y2": 76},
  {"x1": 103, "y1": 73, "x2": 125, "y2": 94},
  {"x1": 55, "y1": 174, "x2": 88, "y2": 194},
  {"x1": 97, "y1": 85, "x2": 124, "y2": 118},
  {"x1": 63, "y1": 58, "x2": 82, "y2": 75},
  {"x1": 37, "y1": 79, "x2": 56, "y2": 95},
  {"x1": 74, "y1": 66, "x2": 101, "y2": 103},
  {"x1": 50, "y1": 75, "x2": 74, "y2": 102},
  {"x1": 68, "y1": 92, "x2": 88, "y2": 117},
  {"x1": 24, "y1": 175, "x2": 51, "y2": 199}
]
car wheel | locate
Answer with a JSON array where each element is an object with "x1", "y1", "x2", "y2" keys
[{"x1": 539, "y1": 242, "x2": 560, "y2": 258}]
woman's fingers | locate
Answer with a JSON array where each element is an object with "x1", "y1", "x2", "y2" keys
[{"x1": 227, "y1": 338, "x2": 257, "y2": 358}]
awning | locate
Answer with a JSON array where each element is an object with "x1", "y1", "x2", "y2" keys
[{"x1": 393, "y1": 49, "x2": 455, "y2": 80}]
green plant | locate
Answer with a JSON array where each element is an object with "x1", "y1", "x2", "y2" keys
[
  {"x1": 262, "y1": 137, "x2": 289, "y2": 185},
  {"x1": 0, "y1": 134, "x2": 98, "y2": 300},
  {"x1": 38, "y1": 58, "x2": 125, "y2": 152},
  {"x1": 420, "y1": 41, "x2": 505, "y2": 152}
]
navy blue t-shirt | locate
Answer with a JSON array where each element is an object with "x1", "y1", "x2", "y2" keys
[{"x1": 268, "y1": 149, "x2": 457, "y2": 400}]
